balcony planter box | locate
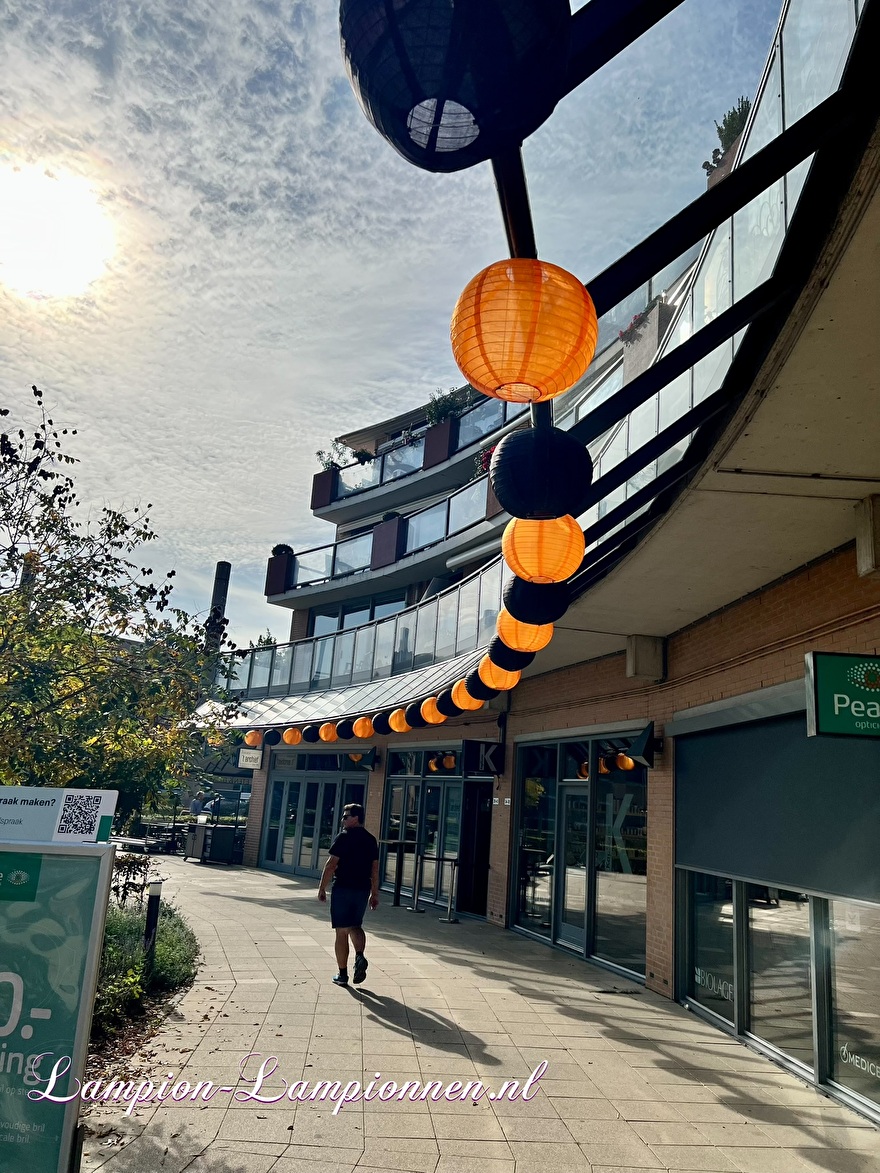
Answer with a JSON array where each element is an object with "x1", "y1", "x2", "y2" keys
[
  {"x1": 310, "y1": 466, "x2": 338, "y2": 510},
  {"x1": 371, "y1": 515, "x2": 406, "y2": 570},
  {"x1": 264, "y1": 550, "x2": 294, "y2": 596},
  {"x1": 422, "y1": 416, "x2": 457, "y2": 469}
]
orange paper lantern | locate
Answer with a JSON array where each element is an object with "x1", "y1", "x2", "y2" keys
[
  {"x1": 496, "y1": 609, "x2": 554, "y2": 652},
  {"x1": 243, "y1": 729, "x2": 262, "y2": 747},
  {"x1": 319, "y1": 722, "x2": 338, "y2": 742},
  {"x1": 451, "y1": 259, "x2": 598, "y2": 403},
  {"x1": 478, "y1": 656, "x2": 521, "y2": 692},
  {"x1": 352, "y1": 716, "x2": 374, "y2": 739},
  {"x1": 282, "y1": 727, "x2": 302, "y2": 745},
  {"x1": 389, "y1": 708, "x2": 412, "y2": 734},
  {"x1": 420, "y1": 697, "x2": 447, "y2": 725},
  {"x1": 452, "y1": 679, "x2": 485, "y2": 711},
  {"x1": 502, "y1": 515, "x2": 584, "y2": 583}
]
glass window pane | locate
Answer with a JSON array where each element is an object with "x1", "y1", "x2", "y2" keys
[
  {"x1": 689, "y1": 872, "x2": 735, "y2": 1022},
  {"x1": 351, "y1": 624, "x2": 375, "y2": 685},
  {"x1": 331, "y1": 630, "x2": 355, "y2": 687},
  {"x1": 311, "y1": 610, "x2": 339, "y2": 637},
  {"x1": 830, "y1": 900, "x2": 880, "y2": 1106},
  {"x1": 269, "y1": 645, "x2": 293, "y2": 693},
  {"x1": 742, "y1": 54, "x2": 782, "y2": 161},
  {"x1": 627, "y1": 393, "x2": 658, "y2": 455},
  {"x1": 393, "y1": 610, "x2": 415, "y2": 674},
  {"x1": 455, "y1": 576, "x2": 479, "y2": 655},
  {"x1": 249, "y1": 649, "x2": 272, "y2": 691},
  {"x1": 413, "y1": 599, "x2": 438, "y2": 669},
  {"x1": 373, "y1": 617, "x2": 396, "y2": 678},
  {"x1": 264, "y1": 780, "x2": 285, "y2": 863},
  {"x1": 333, "y1": 533, "x2": 372, "y2": 577},
  {"x1": 439, "y1": 784, "x2": 463, "y2": 900},
  {"x1": 457, "y1": 399, "x2": 504, "y2": 450},
  {"x1": 294, "y1": 546, "x2": 333, "y2": 585},
  {"x1": 291, "y1": 642, "x2": 312, "y2": 691},
  {"x1": 747, "y1": 885, "x2": 814, "y2": 1069},
  {"x1": 337, "y1": 460, "x2": 380, "y2": 497},
  {"x1": 594, "y1": 767, "x2": 647, "y2": 975},
  {"x1": 693, "y1": 339, "x2": 733, "y2": 406},
  {"x1": 280, "y1": 781, "x2": 301, "y2": 867},
  {"x1": 575, "y1": 362, "x2": 624, "y2": 422},
  {"x1": 406, "y1": 502, "x2": 447, "y2": 553},
  {"x1": 733, "y1": 179, "x2": 785, "y2": 301},
  {"x1": 420, "y1": 783, "x2": 442, "y2": 897},
  {"x1": 658, "y1": 371, "x2": 691, "y2": 432},
  {"x1": 514, "y1": 745, "x2": 557, "y2": 938},
  {"x1": 693, "y1": 224, "x2": 731, "y2": 332},
  {"x1": 595, "y1": 282, "x2": 649, "y2": 355},
  {"x1": 383, "y1": 438, "x2": 425, "y2": 481},
  {"x1": 782, "y1": 0, "x2": 854, "y2": 127},
  {"x1": 373, "y1": 593, "x2": 406, "y2": 621},
  {"x1": 560, "y1": 789, "x2": 589, "y2": 944},
  {"x1": 448, "y1": 478, "x2": 487, "y2": 535},
  {"x1": 342, "y1": 605, "x2": 371, "y2": 629},
  {"x1": 478, "y1": 560, "x2": 502, "y2": 644},
  {"x1": 310, "y1": 637, "x2": 333, "y2": 689},
  {"x1": 435, "y1": 591, "x2": 458, "y2": 660}
]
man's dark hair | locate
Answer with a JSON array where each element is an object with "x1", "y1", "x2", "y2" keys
[{"x1": 343, "y1": 803, "x2": 365, "y2": 824}]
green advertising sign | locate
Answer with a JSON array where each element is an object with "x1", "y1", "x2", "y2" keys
[
  {"x1": 0, "y1": 844, "x2": 114, "y2": 1173},
  {"x1": 806, "y1": 652, "x2": 880, "y2": 737}
]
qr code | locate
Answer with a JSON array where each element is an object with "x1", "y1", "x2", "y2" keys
[{"x1": 56, "y1": 792, "x2": 102, "y2": 837}]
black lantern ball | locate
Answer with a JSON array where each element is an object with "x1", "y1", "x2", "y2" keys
[
  {"x1": 301, "y1": 724, "x2": 321, "y2": 744},
  {"x1": 405, "y1": 702, "x2": 428, "y2": 729},
  {"x1": 372, "y1": 711, "x2": 392, "y2": 736},
  {"x1": 335, "y1": 719, "x2": 355, "y2": 740},
  {"x1": 487, "y1": 637, "x2": 535, "y2": 672},
  {"x1": 436, "y1": 688, "x2": 464, "y2": 718},
  {"x1": 263, "y1": 728, "x2": 282, "y2": 746},
  {"x1": 340, "y1": 0, "x2": 570, "y2": 174},
  {"x1": 464, "y1": 670, "x2": 500, "y2": 702},
  {"x1": 503, "y1": 576, "x2": 570, "y2": 625},
  {"x1": 490, "y1": 426, "x2": 593, "y2": 519}
]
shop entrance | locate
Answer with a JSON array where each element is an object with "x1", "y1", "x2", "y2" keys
[
  {"x1": 261, "y1": 774, "x2": 366, "y2": 877},
  {"x1": 556, "y1": 786, "x2": 589, "y2": 950},
  {"x1": 457, "y1": 780, "x2": 493, "y2": 916}
]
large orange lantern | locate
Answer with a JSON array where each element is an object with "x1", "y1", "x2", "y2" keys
[
  {"x1": 243, "y1": 730, "x2": 262, "y2": 747},
  {"x1": 451, "y1": 259, "x2": 598, "y2": 404},
  {"x1": 352, "y1": 716, "x2": 374, "y2": 739},
  {"x1": 282, "y1": 727, "x2": 302, "y2": 745},
  {"x1": 478, "y1": 656, "x2": 521, "y2": 692},
  {"x1": 451, "y1": 679, "x2": 485, "y2": 711},
  {"x1": 420, "y1": 697, "x2": 447, "y2": 725},
  {"x1": 496, "y1": 609, "x2": 554, "y2": 652},
  {"x1": 319, "y1": 722, "x2": 338, "y2": 742},
  {"x1": 502, "y1": 515, "x2": 584, "y2": 583},
  {"x1": 389, "y1": 708, "x2": 412, "y2": 734}
]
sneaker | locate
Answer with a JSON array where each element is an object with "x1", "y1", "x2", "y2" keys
[
  {"x1": 332, "y1": 971, "x2": 348, "y2": 986},
  {"x1": 352, "y1": 954, "x2": 368, "y2": 985}
]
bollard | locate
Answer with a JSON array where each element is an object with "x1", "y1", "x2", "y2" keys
[
  {"x1": 407, "y1": 849, "x2": 426, "y2": 913},
  {"x1": 438, "y1": 859, "x2": 459, "y2": 924},
  {"x1": 392, "y1": 843, "x2": 405, "y2": 907},
  {"x1": 143, "y1": 880, "x2": 163, "y2": 971}
]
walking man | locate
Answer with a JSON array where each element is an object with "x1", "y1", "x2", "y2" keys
[{"x1": 317, "y1": 803, "x2": 379, "y2": 986}]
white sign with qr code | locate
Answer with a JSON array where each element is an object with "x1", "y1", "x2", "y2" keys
[{"x1": 0, "y1": 786, "x2": 118, "y2": 844}]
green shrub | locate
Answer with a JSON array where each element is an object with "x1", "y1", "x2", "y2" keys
[{"x1": 149, "y1": 901, "x2": 200, "y2": 992}]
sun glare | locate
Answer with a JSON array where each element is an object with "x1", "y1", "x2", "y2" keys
[{"x1": 0, "y1": 162, "x2": 116, "y2": 299}]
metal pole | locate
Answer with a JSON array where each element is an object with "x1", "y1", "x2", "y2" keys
[
  {"x1": 143, "y1": 880, "x2": 163, "y2": 972},
  {"x1": 408, "y1": 847, "x2": 426, "y2": 913},
  {"x1": 392, "y1": 843, "x2": 405, "y2": 907},
  {"x1": 438, "y1": 859, "x2": 460, "y2": 924}
]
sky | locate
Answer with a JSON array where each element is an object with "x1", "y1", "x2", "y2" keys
[{"x1": 0, "y1": 0, "x2": 781, "y2": 645}]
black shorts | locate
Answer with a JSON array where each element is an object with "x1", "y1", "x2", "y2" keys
[{"x1": 330, "y1": 886, "x2": 370, "y2": 929}]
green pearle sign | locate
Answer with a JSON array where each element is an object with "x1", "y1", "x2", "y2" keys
[
  {"x1": 806, "y1": 652, "x2": 880, "y2": 738},
  {"x1": 0, "y1": 845, "x2": 114, "y2": 1173}
]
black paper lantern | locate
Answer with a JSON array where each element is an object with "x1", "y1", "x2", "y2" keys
[
  {"x1": 340, "y1": 0, "x2": 570, "y2": 174},
  {"x1": 487, "y1": 637, "x2": 535, "y2": 672},
  {"x1": 336, "y1": 719, "x2": 355, "y2": 740},
  {"x1": 372, "y1": 711, "x2": 392, "y2": 736},
  {"x1": 490, "y1": 426, "x2": 593, "y2": 519},
  {"x1": 436, "y1": 689, "x2": 464, "y2": 718},
  {"x1": 464, "y1": 670, "x2": 500, "y2": 702},
  {"x1": 405, "y1": 702, "x2": 428, "y2": 729},
  {"x1": 503, "y1": 576, "x2": 570, "y2": 625},
  {"x1": 263, "y1": 728, "x2": 282, "y2": 746},
  {"x1": 301, "y1": 725, "x2": 321, "y2": 744}
]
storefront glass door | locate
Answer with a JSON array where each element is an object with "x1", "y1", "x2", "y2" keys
[
  {"x1": 557, "y1": 787, "x2": 589, "y2": 950},
  {"x1": 262, "y1": 775, "x2": 358, "y2": 877}
]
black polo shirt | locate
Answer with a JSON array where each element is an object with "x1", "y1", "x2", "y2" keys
[{"x1": 328, "y1": 825, "x2": 379, "y2": 889}]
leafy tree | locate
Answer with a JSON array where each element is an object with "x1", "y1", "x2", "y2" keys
[
  {"x1": 702, "y1": 96, "x2": 752, "y2": 175},
  {"x1": 0, "y1": 386, "x2": 239, "y2": 818}
]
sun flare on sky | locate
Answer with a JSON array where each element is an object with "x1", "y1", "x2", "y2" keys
[{"x1": 0, "y1": 161, "x2": 115, "y2": 299}]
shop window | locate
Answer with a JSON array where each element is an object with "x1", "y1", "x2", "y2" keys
[
  {"x1": 388, "y1": 750, "x2": 422, "y2": 776},
  {"x1": 514, "y1": 745, "x2": 557, "y2": 939},
  {"x1": 747, "y1": 885, "x2": 813, "y2": 1070},
  {"x1": 689, "y1": 872, "x2": 735, "y2": 1022},
  {"x1": 594, "y1": 768, "x2": 647, "y2": 975},
  {"x1": 830, "y1": 900, "x2": 880, "y2": 1107}
]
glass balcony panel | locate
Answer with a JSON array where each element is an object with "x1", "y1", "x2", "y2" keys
[
  {"x1": 597, "y1": 482, "x2": 627, "y2": 520},
  {"x1": 662, "y1": 291, "x2": 693, "y2": 357},
  {"x1": 413, "y1": 599, "x2": 438, "y2": 669},
  {"x1": 574, "y1": 361, "x2": 624, "y2": 423},
  {"x1": 595, "y1": 282, "x2": 649, "y2": 355},
  {"x1": 650, "y1": 242, "x2": 703, "y2": 302},
  {"x1": 693, "y1": 340, "x2": 733, "y2": 405},
  {"x1": 294, "y1": 546, "x2": 333, "y2": 585},
  {"x1": 333, "y1": 533, "x2": 372, "y2": 578},
  {"x1": 383, "y1": 437, "x2": 425, "y2": 481},
  {"x1": 269, "y1": 645, "x2": 293, "y2": 693},
  {"x1": 742, "y1": 54, "x2": 782, "y2": 161},
  {"x1": 373, "y1": 618, "x2": 396, "y2": 679},
  {"x1": 393, "y1": 611, "x2": 416, "y2": 674},
  {"x1": 249, "y1": 649, "x2": 272, "y2": 692},
  {"x1": 405, "y1": 502, "x2": 447, "y2": 553},
  {"x1": 331, "y1": 631, "x2": 355, "y2": 688},
  {"x1": 457, "y1": 399, "x2": 504, "y2": 450},
  {"x1": 455, "y1": 576, "x2": 480, "y2": 656},
  {"x1": 627, "y1": 393, "x2": 659, "y2": 457},
  {"x1": 448, "y1": 478, "x2": 488, "y2": 535},
  {"x1": 783, "y1": 0, "x2": 854, "y2": 127},
  {"x1": 478, "y1": 560, "x2": 503, "y2": 644},
  {"x1": 291, "y1": 642, "x2": 312, "y2": 692},
  {"x1": 733, "y1": 179, "x2": 785, "y2": 300},
  {"x1": 626, "y1": 461, "x2": 657, "y2": 498},
  {"x1": 337, "y1": 460, "x2": 380, "y2": 497},
  {"x1": 435, "y1": 591, "x2": 459, "y2": 661},
  {"x1": 693, "y1": 224, "x2": 731, "y2": 332},
  {"x1": 658, "y1": 370, "x2": 692, "y2": 432},
  {"x1": 786, "y1": 155, "x2": 814, "y2": 218},
  {"x1": 311, "y1": 637, "x2": 333, "y2": 689},
  {"x1": 658, "y1": 437, "x2": 691, "y2": 477},
  {"x1": 595, "y1": 420, "x2": 628, "y2": 480},
  {"x1": 351, "y1": 625, "x2": 376, "y2": 685}
]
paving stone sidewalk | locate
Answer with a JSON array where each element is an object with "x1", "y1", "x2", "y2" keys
[{"x1": 81, "y1": 858, "x2": 880, "y2": 1173}]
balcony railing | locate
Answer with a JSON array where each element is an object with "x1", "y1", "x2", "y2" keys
[{"x1": 224, "y1": 558, "x2": 508, "y2": 699}]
